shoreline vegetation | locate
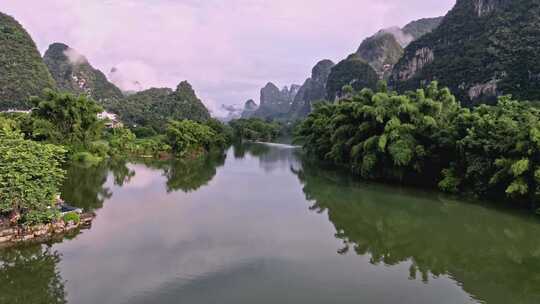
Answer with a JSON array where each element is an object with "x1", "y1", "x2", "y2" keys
[
  {"x1": 0, "y1": 90, "x2": 237, "y2": 245},
  {"x1": 3, "y1": 80, "x2": 540, "y2": 246},
  {"x1": 295, "y1": 81, "x2": 540, "y2": 213}
]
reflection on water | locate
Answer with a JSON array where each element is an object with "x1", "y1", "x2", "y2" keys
[
  {"x1": 294, "y1": 164, "x2": 540, "y2": 304},
  {"x1": 141, "y1": 151, "x2": 227, "y2": 193},
  {"x1": 0, "y1": 244, "x2": 66, "y2": 304},
  {"x1": 2, "y1": 143, "x2": 540, "y2": 304}
]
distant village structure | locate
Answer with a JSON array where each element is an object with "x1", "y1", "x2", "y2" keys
[
  {"x1": 97, "y1": 111, "x2": 123, "y2": 128},
  {"x1": 2, "y1": 109, "x2": 31, "y2": 114}
]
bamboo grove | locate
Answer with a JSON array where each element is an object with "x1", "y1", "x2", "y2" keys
[{"x1": 295, "y1": 82, "x2": 540, "y2": 209}]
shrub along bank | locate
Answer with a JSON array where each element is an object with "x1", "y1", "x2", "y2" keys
[{"x1": 295, "y1": 82, "x2": 540, "y2": 211}]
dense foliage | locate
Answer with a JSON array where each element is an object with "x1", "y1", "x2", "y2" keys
[
  {"x1": 296, "y1": 82, "x2": 540, "y2": 209},
  {"x1": 0, "y1": 88, "x2": 229, "y2": 224},
  {"x1": 166, "y1": 119, "x2": 232, "y2": 157},
  {"x1": 28, "y1": 90, "x2": 104, "y2": 149},
  {"x1": 106, "y1": 82, "x2": 211, "y2": 132},
  {"x1": 0, "y1": 12, "x2": 56, "y2": 110},
  {"x1": 0, "y1": 117, "x2": 66, "y2": 224},
  {"x1": 229, "y1": 118, "x2": 281, "y2": 142}
]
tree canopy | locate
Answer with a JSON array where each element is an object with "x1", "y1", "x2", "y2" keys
[{"x1": 296, "y1": 81, "x2": 540, "y2": 209}]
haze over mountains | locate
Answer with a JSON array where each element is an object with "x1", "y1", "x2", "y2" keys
[
  {"x1": 1, "y1": 0, "x2": 540, "y2": 122},
  {"x1": 2, "y1": 0, "x2": 455, "y2": 115},
  {"x1": 241, "y1": 16, "x2": 443, "y2": 120}
]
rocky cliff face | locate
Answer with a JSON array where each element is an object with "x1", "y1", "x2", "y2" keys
[
  {"x1": 356, "y1": 32, "x2": 404, "y2": 79},
  {"x1": 289, "y1": 59, "x2": 335, "y2": 119},
  {"x1": 394, "y1": 47, "x2": 435, "y2": 82},
  {"x1": 472, "y1": 0, "x2": 511, "y2": 16},
  {"x1": 243, "y1": 16, "x2": 441, "y2": 120},
  {"x1": 354, "y1": 17, "x2": 442, "y2": 80},
  {"x1": 0, "y1": 12, "x2": 56, "y2": 110},
  {"x1": 43, "y1": 43, "x2": 123, "y2": 103},
  {"x1": 252, "y1": 82, "x2": 299, "y2": 119},
  {"x1": 391, "y1": 0, "x2": 540, "y2": 104}
]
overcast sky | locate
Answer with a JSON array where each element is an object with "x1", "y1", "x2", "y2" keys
[{"x1": 3, "y1": 0, "x2": 455, "y2": 116}]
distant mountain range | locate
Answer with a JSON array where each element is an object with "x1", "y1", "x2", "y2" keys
[
  {"x1": 2, "y1": 0, "x2": 540, "y2": 122},
  {"x1": 242, "y1": 0, "x2": 540, "y2": 120},
  {"x1": 243, "y1": 16, "x2": 443, "y2": 121}
]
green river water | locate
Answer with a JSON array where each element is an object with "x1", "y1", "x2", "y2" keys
[{"x1": 1, "y1": 142, "x2": 540, "y2": 304}]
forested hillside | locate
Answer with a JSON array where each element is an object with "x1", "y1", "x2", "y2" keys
[
  {"x1": 392, "y1": 0, "x2": 540, "y2": 104},
  {"x1": 106, "y1": 81, "x2": 210, "y2": 131},
  {"x1": 0, "y1": 12, "x2": 56, "y2": 110}
]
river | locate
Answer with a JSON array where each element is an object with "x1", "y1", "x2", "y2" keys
[{"x1": 1, "y1": 142, "x2": 540, "y2": 304}]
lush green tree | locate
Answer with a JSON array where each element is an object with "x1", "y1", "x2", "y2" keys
[
  {"x1": 440, "y1": 97, "x2": 540, "y2": 204},
  {"x1": 0, "y1": 128, "x2": 66, "y2": 224},
  {"x1": 29, "y1": 90, "x2": 104, "y2": 151},
  {"x1": 132, "y1": 126, "x2": 157, "y2": 138},
  {"x1": 105, "y1": 127, "x2": 136, "y2": 156},
  {"x1": 166, "y1": 120, "x2": 217, "y2": 156},
  {"x1": 204, "y1": 118, "x2": 234, "y2": 148},
  {"x1": 229, "y1": 118, "x2": 281, "y2": 142},
  {"x1": 297, "y1": 82, "x2": 460, "y2": 184},
  {"x1": 296, "y1": 81, "x2": 540, "y2": 210}
]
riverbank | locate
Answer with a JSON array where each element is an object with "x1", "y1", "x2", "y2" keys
[{"x1": 0, "y1": 212, "x2": 95, "y2": 247}]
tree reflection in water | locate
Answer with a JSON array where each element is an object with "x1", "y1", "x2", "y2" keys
[
  {"x1": 61, "y1": 159, "x2": 135, "y2": 211},
  {"x1": 140, "y1": 151, "x2": 227, "y2": 193},
  {"x1": 293, "y1": 163, "x2": 540, "y2": 304},
  {"x1": 0, "y1": 244, "x2": 66, "y2": 304}
]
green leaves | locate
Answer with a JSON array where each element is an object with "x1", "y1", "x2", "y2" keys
[
  {"x1": 166, "y1": 119, "x2": 226, "y2": 156},
  {"x1": 511, "y1": 159, "x2": 530, "y2": 177},
  {"x1": 230, "y1": 118, "x2": 281, "y2": 142},
  {"x1": 30, "y1": 90, "x2": 104, "y2": 150},
  {"x1": 506, "y1": 178, "x2": 529, "y2": 196},
  {"x1": 297, "y1": 81, "x2": 458, "y2": 184},
  {"x1": 297, "y1": 81, "x2": 540, "y2": 208},
  {"x1": 438, "y1": 168, "x2": 461, "y2": 193},
  {"x1": 388, "y1": 139, "x2": 414, "y2": 167},
  {"x1": 0, "y1": 134, "x2": 66, "y2": 224}
]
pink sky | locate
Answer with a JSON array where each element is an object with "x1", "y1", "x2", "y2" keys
[{"x1": 2, "y1": 0, "x2": 455, "y2": 116}]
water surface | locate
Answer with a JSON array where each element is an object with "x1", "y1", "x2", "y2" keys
[{"x1": 2, "y1": 142, "x2": 540, "y2": 304}]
